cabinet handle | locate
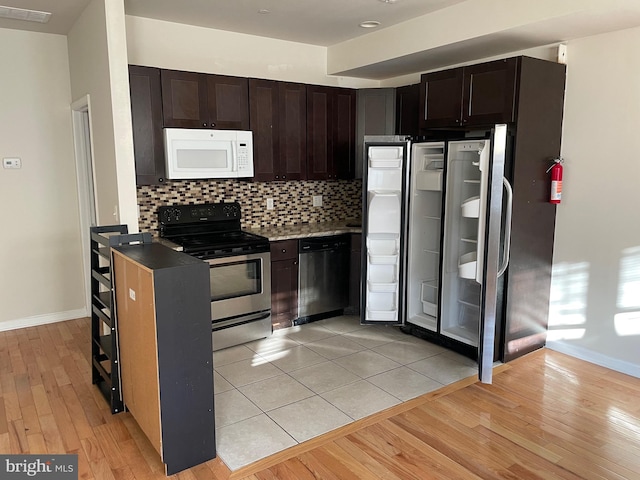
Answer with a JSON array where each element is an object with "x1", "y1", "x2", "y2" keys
[
  {"x1": 211, "y1": 122, "x2": 216, "y2": 127},
  {"x1": 282, "y1": 249, "x2": 287, "y2": 253},
  {"x1": 282, "y1": 175, "x2": 286, "y2": 179},
  {"x1": 293, "y1": 261, "x2": 297, "y2": 265},
  {"x1": 275, "y1": 175, "x2": 280, "y2": 179},
  {"x1": 202, "y1": 122, "x2": 208, "y2": 127}
]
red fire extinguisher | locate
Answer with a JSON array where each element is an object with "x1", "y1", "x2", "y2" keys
[{"x1": 547, "y1": 158, "x2": 563, "y2": 204}]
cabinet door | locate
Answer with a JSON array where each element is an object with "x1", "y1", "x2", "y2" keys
[
  {"x1": 356, "y1": 88, "x2": 395, "y2": 179},
  {"x1": 420, "y1": 68, "x2": 464, "y2": 129},
  {"x1": 306, "y1": 85, "x2": 333, "y2": 180},
  {"x1": 462, "y1": 58, "x2": 517, "y2": 126},
  {"x1": 206, "y1": 74, "x2": 250, "y2": 130},
  {"x1": 279, "y1": 82, "x2": 307, "y2": 181},
  {"x1": 129, "y1": 66, "x2": 166, "y2": 185},
  {"x1": 395, "y1": 83, "x2": 420, "y2": 136},
  {"x1": 271, "y1": 259, "x2": 298, "y2": 329},
  {"x1": 250, "y1": 79, "x2": 280, "y2": 182},
  {"x1": 161, "y1": 70, "x2": 208, "y2": 128},
  {"x1": 333, "y1": 87, "x2": 357, "y2": 180}
]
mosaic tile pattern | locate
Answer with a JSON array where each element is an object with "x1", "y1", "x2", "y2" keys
[{"x1": 137, "y1": 179, "x2": 363, "y2": 234}]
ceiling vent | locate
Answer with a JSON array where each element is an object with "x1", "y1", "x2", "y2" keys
[{"x1": 0, "y1": 5, "x2": 52, "y2": 23}]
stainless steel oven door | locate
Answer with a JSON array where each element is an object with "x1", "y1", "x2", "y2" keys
[{"x1": 205, "y1": 251, "x2": 271, "y2": 321}]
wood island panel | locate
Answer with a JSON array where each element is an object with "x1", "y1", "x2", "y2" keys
[{"x1": 113, "y1": 251, "x2": 162, "y2": 456}]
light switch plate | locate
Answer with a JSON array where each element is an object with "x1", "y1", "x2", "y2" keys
[
  {"x1": 266, "y1": 198, "x2": 274, "y2": 210},
  {"x1": 313, "y1": 195, "x2": 323, "y2": 207},
  {"x1": 3, "y1": 157, "x2": 21, "y2": 169}
]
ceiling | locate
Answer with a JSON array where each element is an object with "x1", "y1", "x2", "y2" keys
[
  {"x1": 0, "y1": 0, "x2": 466, "y2": 45},
  {"x1": 3, "y1": 0, "x2": 640, "y2": 80}
]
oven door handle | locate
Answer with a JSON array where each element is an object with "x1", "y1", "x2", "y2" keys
[{"x1": 211, "y1": 311, "x2": 271, "y2": 331}]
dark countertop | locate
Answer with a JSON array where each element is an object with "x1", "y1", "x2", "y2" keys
[{"x1": 247, "y1": 220, "x2": 362, "y2": 242}]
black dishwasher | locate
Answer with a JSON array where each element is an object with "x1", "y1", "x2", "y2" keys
[{"x1": 297, "y1": 235, "x2": 350, "y2": 322}]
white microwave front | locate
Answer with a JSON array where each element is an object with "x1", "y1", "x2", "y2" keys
[{"x1": 164, "y1": 128, "x2": 254, "y2": 179}]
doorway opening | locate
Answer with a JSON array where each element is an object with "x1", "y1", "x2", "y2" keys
[{"x1": 71, "y1": 95, "x2": 98, "y2": 313}]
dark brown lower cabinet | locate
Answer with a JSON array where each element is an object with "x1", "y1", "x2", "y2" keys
[{"x1": 270, "y1": 240, "x2": 299, "y2": 329}]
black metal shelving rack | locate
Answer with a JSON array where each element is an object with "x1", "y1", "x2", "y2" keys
[{"x1": 90, "y1": 225, "x2": 152, "y2": 414}]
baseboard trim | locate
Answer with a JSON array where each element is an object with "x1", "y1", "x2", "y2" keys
[
  {"x1": 0, "y1": 308, "x2": 88, "y2": 332},
  {"x1": 546, "y1": 340, "x2": 640, "y2": 378}
]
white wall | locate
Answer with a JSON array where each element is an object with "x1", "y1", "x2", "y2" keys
[
  {"x1": 547, "y1": 26, "x2": 640, "y2": 377},
  {"x1": 68, "y1": 0, "x2": 138, "y2": 231},
  {"x1": 0, "y1": 28, "x2": 86, "y2": 328},
  {"x1": 125, "y1": 16, "x2": 378, "y2": 88}
]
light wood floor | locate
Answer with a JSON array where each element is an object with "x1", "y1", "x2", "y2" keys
[{"x1": 1, "y1": 318, "x2": 639, "y2": 480}]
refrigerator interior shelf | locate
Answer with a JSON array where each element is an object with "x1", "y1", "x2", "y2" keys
[
  {"x1": 367, "y1": 309, "x2": 398, "y2": 321},
  {"x1": 369, "y1": 158, "x2": 402, "y2": 169},
  {"x1": 463, "y1": 179, "x2": 481, "y2": 184},
  {"x1": 367, "y1": 280, "x2": 398, "y2": 293},
  {"x1": 368, "y1": 264, "x2": 396, "y2": 284},
  {"x1": 421, "y1": 280, "x2": 438, "y2": 317},
  {"x1": 368, "y1": 253, "x2": 398, "y2": 265},
  {"x1": 458, "y1": 251, "x2": 477, "y2": 279},
  {"x1": 368, "y1": 146, "x2": 403, "y2": 169},
  {"x1": 424, "y1": 249, "x2": 440, "y2": 255},
  {"x1": 441, "y1": 326, "x2": 478, "y2": 347},
  {"x1": 367, "y1": 237, "x2": 398, "y2": 256},
  {"x1": 422, "y1": 302, "x2": 437, "y2": 317},
  {"x1": 415, "y1": 170, "x2": 443, "y2": 191},
  {"x1": 460, "y1": 238, "x2": 477, "y2": 244},
  {"x1": 423, "y1": 215, "x2": 441, "y2": 221},
  {"x1": 461, "y1": 196, "x2": 480, "y2": 217},
  {"x1": 366, "y1": 292, "x2": 397, "y2": 321}
]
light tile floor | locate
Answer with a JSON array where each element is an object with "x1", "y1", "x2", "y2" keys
[{"x1": 213, "y1": 315, "x2": 478, "y2": 471}]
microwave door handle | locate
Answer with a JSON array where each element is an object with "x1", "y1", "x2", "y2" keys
[{"x1": 231, "y1": 142, "x2": 237, "y2": 172}]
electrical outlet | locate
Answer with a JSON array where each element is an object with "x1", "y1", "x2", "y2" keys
[
  {"x1": 129, "y1": 288, "x2": 136, "y2": 301},
  {"x1": 266, "y1": 198, "x2": 274, "y2": 210},
  {"x1": 313, "y1": 195, "x2": 323, "y2": 207}
]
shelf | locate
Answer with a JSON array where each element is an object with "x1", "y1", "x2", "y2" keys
[
  {"x1": 92, "y1": 269, "x2": 111, "y2": 288},
  {"x1": 90, "y1": 225, "x2": 151, "y2": 415},
  {"x1": 93, "y1": 291, "x2": 111, "y2": 312},
  {"x1": 424, "y1": 249, "x2": 440, "y2": 255},
  {"x1": 460, "y1": 238, "x2": 477, "y2": 244},
  {"x1": 463, "y1": 179, "x2": 481, "y2": 184},
  {"x1": 424, "y1": 215, "x2": 441, "y2": 220},
  {"x1": 92, "y1": 246, "x2": 111, "y2": 259},
  {"x1": 441, "y1": 325, "x2": 478, "y2": 347},
  {"x1": 94, "y1": 335, "x2": 114, "y2": 359},
  {"x1": 92, "y1": 304, "x2": 112, "y2": 327}
]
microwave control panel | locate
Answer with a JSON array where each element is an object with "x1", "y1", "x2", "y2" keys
[{"x1": 237, "y1": 143, "x2": 249, "y2": 170}]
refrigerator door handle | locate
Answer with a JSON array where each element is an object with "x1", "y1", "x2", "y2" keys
[{"x1": 497, "y1": 177, "x2": 513, "y2": 277}]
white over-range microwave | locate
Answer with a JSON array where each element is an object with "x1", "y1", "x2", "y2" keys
[{"x1": 164, "y1": 128, "x2": 254, "y2": 179}]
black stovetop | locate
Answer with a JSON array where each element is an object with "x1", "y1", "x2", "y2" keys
[{"x1": 158, "y1": 202, "x2": 269, "y2": 257}]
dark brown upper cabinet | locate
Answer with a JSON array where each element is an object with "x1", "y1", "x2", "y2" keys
[
  {"x1": 278, "y1": 82, "x2": 307, "y2": 181},
  {"x1": 420, "y1": 69, "x2": 464, "y2": 129},
  {"x1": 129, "y1": 65, "x2": 166, "y2": 185},
  {"x1": 161, "y1": 69, "x2": 249, "y2": 129},
  {"x1": 206, "y1": 74, "x2": 250, "y2": 130},
  {"x1": 419, "y1": 57, "x2": 518, "y2": 129},
  {"x1": 250, "y1": 79, "x2": 280, "y2": 181},
  {"x1": 395, "y1": 83, "x2": 420, "y2": 136},
  {"x1": 462, "y1": 58, "x2": 517, "y2": 126},
  {"x1": 307, "y1": 85, "x2": 356, "y2": 180},
  {"x1": 250, "y1": 79, "x2": 307, "y2": 182}
]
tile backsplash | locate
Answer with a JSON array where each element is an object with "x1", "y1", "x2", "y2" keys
[{"x1": 137, "y1": 178, "x2": 363, "y2": 234}]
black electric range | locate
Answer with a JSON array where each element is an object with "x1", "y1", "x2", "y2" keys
[{"x1": 158, "y1": 202, "x2": 269, "y2": 258}]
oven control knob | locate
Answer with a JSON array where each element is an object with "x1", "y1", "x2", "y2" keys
[{"x1": 223, "y1": 204, "x2": 239, "y2": 217}]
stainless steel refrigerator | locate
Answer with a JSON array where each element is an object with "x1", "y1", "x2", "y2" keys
[{"x1": 361, "y1": 126, "x2": 512, "y2": 384}]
